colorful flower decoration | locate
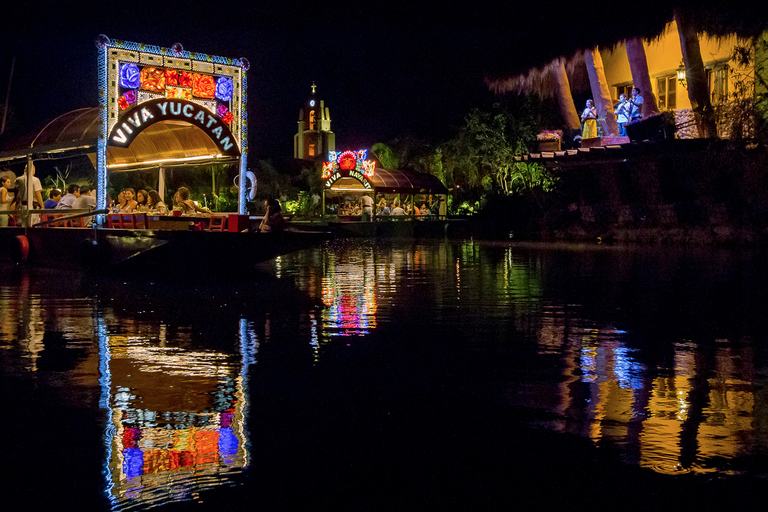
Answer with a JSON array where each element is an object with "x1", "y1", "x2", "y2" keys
[
  {"x1": 361, "y1": 159, "x2": 376, "y2": 178},
  {"x1": 179, "y1": 71, "x2": 193, "y2": 87},
  {"x1": 166, "y1": 86, "x2": 192, "y2": 100},
  {"x1": 215, "y1": 77, "x2": 234, "y2": 101},
  {"x1": 171, "y1": 42, "x2": 184, "y2": 56},
  {"x1": 217, "y1": 104, "x2": 229, "y2": 117},
  {"x1": 537, "y1": 130, "x2": 563, "y2": 141},
  {"x1": 140, "y1": 66, "x2": 166, "y2": 93},
  {"x1": 322, "y1": 161, "x2": 336, "y2": 179},
  {"x1": 192, "y1": 74, "x2": 216, "y2": 98},
  {"x1": 165, "y1": 69, "x2": 179, "y2": 86},
  {"x1": 337, "y1": 151, "x2": 357, "y2": 171},
  {"x1": 120, "y1": 63, "x2": 141, "y2": 89},
  {"x1": 222, "y1": 112, "x2": 234, "y2": 124},
  {"x1": 118, "y1": 90, "x2": 136, "y2": 110}
]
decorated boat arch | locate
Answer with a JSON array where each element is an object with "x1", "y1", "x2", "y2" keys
[
  {"x1": 322, "y1": 150, "x2": 448, "y2": 219},
  {"x1": 95, "y1": 36, "x2": 250, "y2": 213}
]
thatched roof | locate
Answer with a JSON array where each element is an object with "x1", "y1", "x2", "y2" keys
[
  {"x1": 485, "y1": 54, "x2": 590, "y2": 98},
  {"x1": 483, "y1": 2, "x2": 767, "y2": 87}
]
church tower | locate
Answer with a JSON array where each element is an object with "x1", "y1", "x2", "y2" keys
[{"x1": 294, "y1": 83, "x2": 335, "y2": 160}]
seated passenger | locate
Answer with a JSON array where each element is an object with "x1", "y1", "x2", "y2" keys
[
  {"x1": 391, "y1": 204, "x2": 406, "y2": 216},
  {"x1": 259, "y1": 198, "x2": 285, "y2": 232},
  {"x1": 56, "y1": 184, "x2": 80, "y2": 209},
  {"x1": 122, "y1": 188, "x2": 138, "y2": 213},
  {"x1": 176, "y1": 186, "x2": 209, "y2": 215},
  {"x1": 136, "y1": 189, "x2": 149, "y2": 211},
  {"x1": 44, "y1": 189, "x2": 62, "y2": 209},
  {"x1": 147, "y1": 190, "x2": 166, "y2": 213}
]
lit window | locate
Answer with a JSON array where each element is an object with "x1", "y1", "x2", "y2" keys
[
  {"x1": 711, "y1": 66, "x2": 728, "y2": 103},
  {"x1": 656, "y1": 76, "x2": 676, "y2": 111},
  {"x1": 309, "y1": 110, "x2": 316, "y2": 130},
  {"x1": 308, "y1": 144, "x2": 316, "y2": 156},
  {"x1": 615, "y1": 84, "x2": 633, "y2": 101}
]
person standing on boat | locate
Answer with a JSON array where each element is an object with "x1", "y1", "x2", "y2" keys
[
  {"x1": 0, "y1": 176, "x2": 14, "y2": 227},
  {"x1": 361, "y1": 193, "x2": 374, "y2": 222},
  {"x1": 581, "y1": 100, "x2": 598, "y2": 140},
  {"x1": 15, "y1": 161, "x2": 44, "y2": 226},
  {"x1": 614, "y1": 94, "x2": 630, "y2": 137}
]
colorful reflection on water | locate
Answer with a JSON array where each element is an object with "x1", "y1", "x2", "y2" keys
[
  {"x1": 3, "y1": 240, "x2": 768, "y2": 509},
  {"x1": 97, "y1": 315, "x2": 256, "y2": 509}
]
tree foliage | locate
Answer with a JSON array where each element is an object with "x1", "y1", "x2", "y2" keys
[
  {"x1": 436, "y1": 101, "x2": 556, "y2": 208},
  {"x1": 714, "y1": 34, "x2": 768, "y2": 143}
]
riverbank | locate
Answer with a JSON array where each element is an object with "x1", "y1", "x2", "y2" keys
[{"x1": 469, "y1": 139, "x2": 768, "y2": 246}]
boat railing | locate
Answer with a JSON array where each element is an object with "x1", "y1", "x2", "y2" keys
[{"x1": 32, "y1": 209, "x2": 109, "y2": 228}]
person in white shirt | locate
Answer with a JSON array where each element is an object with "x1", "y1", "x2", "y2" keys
[
  {"x1": 361, "y1": 194, "x2": 374, "y2": 222},
  {"x1": 614, "y1": 94, "x2": 630, "y2": 136},
  {"x1": 56, "y1": 184, "x2": 81, "y2": 209},
  {"x1": 15, "y1": 162, "x2": 43, "y2": 226},
  {"x1": 72, "y1": 186, "x2": 97, "y2": 226}
]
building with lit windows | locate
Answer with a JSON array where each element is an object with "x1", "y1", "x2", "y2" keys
[{"x1": 294, "y1": 83, "x2": 335, "y2": 159}]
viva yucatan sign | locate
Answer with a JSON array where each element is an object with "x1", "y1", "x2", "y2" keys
[{"x1": 108, "y1": 98, "x2": 240, "y2": 156}]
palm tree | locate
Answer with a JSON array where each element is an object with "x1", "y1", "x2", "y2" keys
[
  {"x1": 584, "y1": 47, "x2": 620, "y2": 136},
  {"x1": 624, "y1": 37, "x2": 660, "y2": 117},
  {"x1": 485, "y1": 57, "x2": 584, "y2": 136},
  {"x1": 674, "y1": 8, "x2": 717, "y2": 137}
]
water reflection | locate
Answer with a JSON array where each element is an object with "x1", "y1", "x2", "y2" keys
[
  {"x1": 275, "y1": 241, "x2": 768, "y2": 478},
  {"x1": 97, "y1": 311, "x2": 255, "y2": 509},
  {"x1": 3, "y1": 241, "x2": 768, "y2": 509}
]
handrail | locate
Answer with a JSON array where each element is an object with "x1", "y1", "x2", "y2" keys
[{"x1": 33, "y1": 209, "x2": 109, "y2": 227}]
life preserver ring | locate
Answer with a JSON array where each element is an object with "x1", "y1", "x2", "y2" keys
[
  {"x1": 12, "y1": 235, "x2": 30, "y2": 264},
  {"x1": 234, "y1": 171, "x2": 257, "y2": 201},
  {"x1": 245, "y1": 171, "x2": 257, "y2": 201}
]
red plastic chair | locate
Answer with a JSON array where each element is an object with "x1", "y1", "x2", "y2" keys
[
  {"x1": 207, "y1": 215, "x2": 227, "y2": 231},
  {"x1": 107, "y1": 213, "x2": 122, "y2": 228},
  {"x1": 133, "y1": 213, "x2": 147, "y2": 229},
  {"x1": 120, "y1": 214, "x2": 136, "y2": 229}
]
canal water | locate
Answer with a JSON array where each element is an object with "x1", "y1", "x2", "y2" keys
[{"x1": 2, "y1": 238, "x2": 767, "y2": 510}]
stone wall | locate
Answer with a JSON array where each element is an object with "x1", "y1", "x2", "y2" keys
[{"x1": 547, "y1": 140, "x2": 768, "y2": 245}]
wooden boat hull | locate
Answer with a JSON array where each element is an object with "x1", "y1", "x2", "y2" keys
[{"x1": 0, "y1": 227, "x2": 328, "y2": 274}]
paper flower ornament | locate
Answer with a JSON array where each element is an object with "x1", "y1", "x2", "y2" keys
[
  {"x1": 215, "y1": 77, "x2": 233, "y2": 101},
  {"x1": 192, "y1": 74, "x2": 215, "y2": 98},
  {"x1": 118, "y1": 90, "x2": 136, "y2": 110},
  {"x1": 140, "y1": 67, "x2": 166, "y2": 93},
  {"x1": 120, "y1": 63, "x2": 141, "y2": 89}
]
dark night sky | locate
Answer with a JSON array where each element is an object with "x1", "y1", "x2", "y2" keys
[{"x1": 1, "y1": 2, "x2": 766, "y2": 158}]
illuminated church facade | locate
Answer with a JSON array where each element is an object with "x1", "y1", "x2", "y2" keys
[{"x1": 294, "y1": 84, "x2": 335, "y2": 159}]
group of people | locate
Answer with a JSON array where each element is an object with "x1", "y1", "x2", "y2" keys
[
  {"x1": 580, "y1": 87, "x2": 644, "y2": 139},
  {"x1": 1, "y1": 169, "x2": 97, "y2": 227},
  {"x1": 111, "y1": 188, "x2": 167, "y2": 214},
  {"x1": 375, "y1": 196, "x2": 431, "y2": 219},
  {"x1": 333, "y1": 195, "x2": 433, "y2": 221}
]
